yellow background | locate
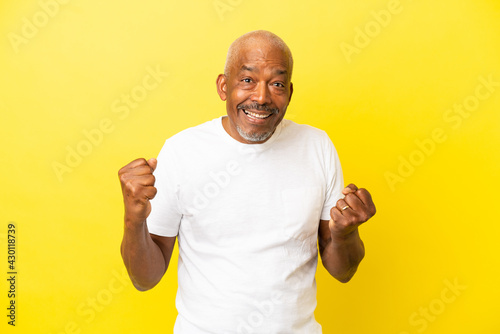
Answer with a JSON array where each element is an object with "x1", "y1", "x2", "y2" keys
[{"x1": 1, "y1": 0, "x2": 499, "y2": 333}]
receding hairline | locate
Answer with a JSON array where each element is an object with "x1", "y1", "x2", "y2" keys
[{"x1": 224, "y1": 30, "x2": 293, "y2": 79}]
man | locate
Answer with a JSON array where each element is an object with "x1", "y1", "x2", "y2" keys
[{"x1": 119, "y1": 30, "x2": 376, "y2": 333}]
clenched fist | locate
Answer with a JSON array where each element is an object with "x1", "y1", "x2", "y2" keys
[
  {"x1": 118, "y1": 158, "x2": 158, "y2": 225},
  {"x1": 329, "y1": 183, "x2": 376, "y2": 239}
]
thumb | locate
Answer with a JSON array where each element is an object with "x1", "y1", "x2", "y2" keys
[{"x1": 147, "y1": 158, "x2": 157, "y2": 171}]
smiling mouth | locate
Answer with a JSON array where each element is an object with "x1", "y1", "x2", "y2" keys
[{"x1": 242, "y1": 109, "x2": 273, "y2": 119}]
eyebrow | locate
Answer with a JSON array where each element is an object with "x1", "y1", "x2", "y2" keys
[
  {"x1": 274, "y1": 69, "x2": 288, "y2": 76},
  {"x1": 239, "y1": 65, "x2": 288, "y2": 76},
  {"x1": 240, "y1": 65, "x2": 256, "y2": 72}
]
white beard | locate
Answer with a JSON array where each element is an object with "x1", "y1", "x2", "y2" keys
[{"x1": 236, "y1": 125, "x2": 273, "y2": 143}]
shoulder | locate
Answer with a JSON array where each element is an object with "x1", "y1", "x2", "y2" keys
[
  {"x1": 155, "y1": 118, "x2": 224, "y2": 176},
  {"x1": 279, "y1": 119, "x2": 332, "y2": 143},
  {"x1": 169, "y1": 118, "x2": 219, "y2": 142},
  {"x1": 155, "y1": 118, "x2": 223, "y2": 163},
  {"x1": 278, "y1": 119, "x2": 340, "y2": 162},
  {"x1": 160, "y1": 117, "x2": 222, "y2": 149}
]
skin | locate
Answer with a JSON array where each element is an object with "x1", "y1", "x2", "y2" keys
[
  {"x1": 119, "y1": 157, "x2": 175, "y2": 291},
  {"x1": 119, "y1": 32, "x2": 376, "y2": 292},
  {"x1": 216, "y1": 37, "x2": 293, "y2": 144},
  {"x1": 318, "y1": 184, "x2": 376, "y2": 282}
]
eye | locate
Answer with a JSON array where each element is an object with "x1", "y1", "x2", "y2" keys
[
  {"x1": 242, "y1": 78, "x2": 252, "y2": 83},
  {"x1": 273, "y1": 82, "x2": 285, "y2": 88}
]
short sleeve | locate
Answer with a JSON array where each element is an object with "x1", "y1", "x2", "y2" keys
[
  {"x1": 147, "y1": 140, "x2": 183, "y2": 237},
  {"x1": 320, "y1": 135, "x2": 344, "y2": 221}
]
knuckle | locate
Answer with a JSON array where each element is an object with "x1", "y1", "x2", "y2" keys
[
  {"x1": 359, "y1": 213, "x2": 369, "y2": 222},
  {"x1": 127, "y1": 182, "x2": 136, "y2": 194},
  {"x1": 347, "y1": 212, "x2": 360, "y2": 225},
  {"x1": 134, "y1": 165, "x2": 145, "y2": 173},
  {"x1": 347, "y1": 215, "x2": 358, "y2": 225},
  {"x1": 126, "y1": 181, "x2": 139, "y2": 195},
  {"x1": 330, "y1": 207, "x2": 337, "y2": 217},
  {"x1": 342, "y1": 220, "x2": 352, "y2": 229},
  {"x1": 120, "y1": 174, "x2": 131, "y2": 186}
]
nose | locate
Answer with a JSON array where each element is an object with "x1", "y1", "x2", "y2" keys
[{"x1": 251, "y1": 82, "x2": 271, "y2": 105}]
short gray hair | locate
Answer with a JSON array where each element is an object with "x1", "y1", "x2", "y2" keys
[{"x1": 224, "y1": 30, "x2": 293, "y2": 79}]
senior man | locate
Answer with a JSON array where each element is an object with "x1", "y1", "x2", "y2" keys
[{"x1": 119, "y1": 30, "x2": 376, "y2": 333}]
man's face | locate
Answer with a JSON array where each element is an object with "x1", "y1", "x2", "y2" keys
[{"x1": 217, "y1": 41, "x2": 293, "y2": 144}]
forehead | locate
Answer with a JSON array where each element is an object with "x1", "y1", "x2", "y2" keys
[{"x1": 234, "y1": 40, "x2": 290, "y2": 73}]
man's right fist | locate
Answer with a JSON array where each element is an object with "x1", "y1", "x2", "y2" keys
[{"x1": 118, "y1": 158, "x2": 158, "y2": 224}]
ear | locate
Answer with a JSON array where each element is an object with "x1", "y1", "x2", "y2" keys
[
  {"x1": 288, "y1": 82, "x2": 293, "y2": 103},
  {"x1": 216, "y1": 74, "x2": 227, "y2": 101}
]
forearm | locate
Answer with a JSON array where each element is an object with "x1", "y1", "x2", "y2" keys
[
  {"x1": 120, "y1": 219, "x2": 166, "y2": 291},
  {"x1": 321, "y1": 228, "x2": 365, "y2": 283}
]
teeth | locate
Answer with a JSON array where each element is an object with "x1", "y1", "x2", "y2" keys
[{"x1": 244, "y1": 110, "x2": 271, "y2": 119}]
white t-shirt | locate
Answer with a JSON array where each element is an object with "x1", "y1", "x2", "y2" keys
[{"x1": 148, "y1": 117, "x2": 344, "y2": 334}]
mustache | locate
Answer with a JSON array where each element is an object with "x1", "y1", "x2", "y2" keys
[{"x1": 237, "y1": 103, "x2": 279, "y2": 114}]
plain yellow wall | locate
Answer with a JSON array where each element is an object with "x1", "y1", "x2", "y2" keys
[{"x1": 1, "y1": 0, "x2": 499, "y2": 333}]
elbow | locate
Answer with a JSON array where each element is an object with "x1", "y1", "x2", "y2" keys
[
  {"x1": 337, "y1": 278, "x2": 351, "y2": 284},
  {"x1": 328, "y1": 261, "x2": 361, "y2": 283},
  {"x1": 335, "y1": 273, "x2": 354, "y2": 283},
  {"x1": 125, "y1": 265, "x2": 162, "y2": 292},
  {"x1": 131, "y1": 279, "x2": 159, "y2": 292},
  {"x1": 132, "y1": 284, "x2": 152, "y2": 292},
  {"x1": 322, "y1": 256, "x2": 364, "y2": 284},
  {"x1": 122, "y1": 265, "x2": 165, "y2": 292}
]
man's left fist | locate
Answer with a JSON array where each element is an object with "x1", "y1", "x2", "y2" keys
[{"x1": 329, "y1": 183, "x2": 376, "y2": 239}]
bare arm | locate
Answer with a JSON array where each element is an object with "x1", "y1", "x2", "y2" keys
[
  {"x1": 318, "y1": 220, "x2": 365, "y2": 283},
  {"x1": 318, "y1": 184, "x2": 376, "y2": 283},
  {"x1": 120, "y1": 220, "x2": 176, "y2": 291},
  {"x1": 119, "y1": 158, "x2": 176, "y2": 291}
]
